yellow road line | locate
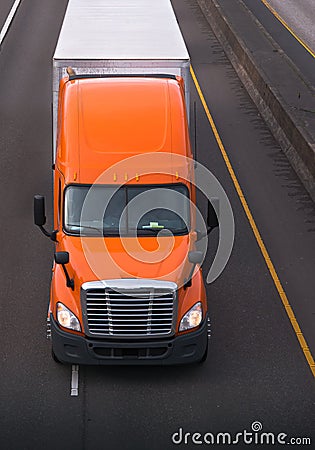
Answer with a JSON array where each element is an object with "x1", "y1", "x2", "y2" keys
[
  {"x1": 190, "y1": 65, "x2": 315, "y2": 378},
  {"x1": 260, "y1": 0, "x2": 315, "y2": 59}
]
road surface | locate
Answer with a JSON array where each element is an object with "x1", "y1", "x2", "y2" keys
[{"x1": 0, "y1": 1, "x2": 314, "y2": 449}]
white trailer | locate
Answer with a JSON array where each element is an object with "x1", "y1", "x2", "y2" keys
[{"x1": 52, "y1": 0, "x2": 190, "y2": 159}]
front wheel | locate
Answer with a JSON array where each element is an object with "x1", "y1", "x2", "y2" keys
[
  {"x1": 199, "y1": 339, "x2": 208, "y2": 363},
  {"x1": 51, "y1": 348, "x2": 62, "y2": 364}
]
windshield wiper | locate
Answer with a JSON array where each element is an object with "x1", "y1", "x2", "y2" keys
[
  {"x1": 138, "y1": 227, "x2": 188, "y2": 235},
  {"x1": 131, "y1": 227, "x2": 172, "y2": 234},
  {"x1": 66, "y1": 223, "x2": 103, "y2": 234},
  {"x1": 102, "y1": 228, "x2": 122, "y2": 235}
]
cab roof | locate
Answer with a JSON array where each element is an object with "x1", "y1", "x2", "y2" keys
[{"x1": 57, "y1": 77, "x2": 191, "y2": 184}]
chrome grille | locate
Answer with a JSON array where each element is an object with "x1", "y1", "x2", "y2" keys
[{"x1": 82, "y1": 280, "x2": 177, "y2": 337}]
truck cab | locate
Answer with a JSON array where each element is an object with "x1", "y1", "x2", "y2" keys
[{"x1": 35, "y1": 74, "x2": 212, "y2": 364}]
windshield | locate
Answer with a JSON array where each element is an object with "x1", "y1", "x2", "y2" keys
[{"x1": 64, "y1": 184, "x2": 190, "y2": 237}]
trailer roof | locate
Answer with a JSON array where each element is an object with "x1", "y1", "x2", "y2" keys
[{"x1": 53, "y1": 0, "x2": 189, "y2": 61}]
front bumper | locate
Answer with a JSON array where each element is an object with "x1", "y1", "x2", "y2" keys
[{"x1": 51, "y1": 313, "x2": 208, "y2": 365}]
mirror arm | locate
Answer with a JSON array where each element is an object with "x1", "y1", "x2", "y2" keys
[
  {"x1": 38, "y1": 225, "x2": 58, "y2": 242},
  {"x1": 38, "y1": 226, "x2": 58, "y2": 242},
  {"x1": 39, "y1": 225, "x2": 52, "y2": 238},
  {"x1": 207, "y1": 226, "x2": 214, "y2": 236},
  {"x1": 184, "y1": 263, "x2": 196, "y2": 290},
  {"x1": 61, "y1": 264, "x2": 74, "y2": 290},
  {"x1": 196, "y1": 226, "x2": 214, "y2": 242}
]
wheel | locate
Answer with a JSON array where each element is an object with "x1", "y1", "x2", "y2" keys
[
  {"x1": 199, "y1": 339, "x2": 208, "y2": 363},
  {"x1": 51, "y1": 347, "x2": 62, "y2": 364}
]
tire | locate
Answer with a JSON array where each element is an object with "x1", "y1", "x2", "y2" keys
[
  {"x1": 51, "y1": 348, "x2": 62, "y2": 364},
  {"x1": 199, "y1": 339, "x2": 208, "y2": 363}
]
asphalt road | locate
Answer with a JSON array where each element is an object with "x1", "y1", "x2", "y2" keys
[
  {"x1": 242, "y1": 0, "x2": 315, "y2": 86},
  {"x1": 0, "y1": 0, "x2": 16, "y2": 31},
  {"x1": 267, "y1": 0, "x2": 315, "y2": 53},
  {"x1": 0, "y1": 1, "x2": 314, "y2": 449}
]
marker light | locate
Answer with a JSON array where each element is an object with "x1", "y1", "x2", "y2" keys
[
  {"x1": 57, "y1": 302, "x2": 81, "y2": 331},
  {"x1": 179, "y1": 302, "x2": 203, "y2": 332}
]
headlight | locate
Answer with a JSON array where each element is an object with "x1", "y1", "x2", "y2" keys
[
  {"x1": 57, "y1": 302, "x2": 81, "y2": 332},
  {"x1": 179, "y1": 302, "x2": 203, "y2": 332}
]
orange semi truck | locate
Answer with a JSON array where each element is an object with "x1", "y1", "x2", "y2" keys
[{"x1": 34, "y1": 0, "x2": 217, "y2": 365}]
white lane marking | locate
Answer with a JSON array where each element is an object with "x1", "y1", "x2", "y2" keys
[
  {"x1": 71, "y1": 365, "x2": 79, "y2": 396},
  {"x1": 0, "y1": 0, "x2": 22, "y2": 46}
]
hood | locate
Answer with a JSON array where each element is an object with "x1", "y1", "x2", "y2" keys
[{"x1": 58, "y1": 234, "x2": 192, "y2": 288}]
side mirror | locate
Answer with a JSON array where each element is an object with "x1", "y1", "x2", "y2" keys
[
  {"x1": 34, "y1": 195, "x2": 57, "y2": 241},
  {"x1": 188, "y1": 251, "x2": 203, "y2": 265},
  {"x1": 196, "y1": 199, "x2": 219, "y2": 241},
  {"x1": 54, "y1": 252, "x2": 69, "y2": 265},
  {"x1": 207, "y1": 198, "x2": 219, "y2": 229},
  {"x1": 34, "y1": 195, "x2": 46, "y2": 226}
]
